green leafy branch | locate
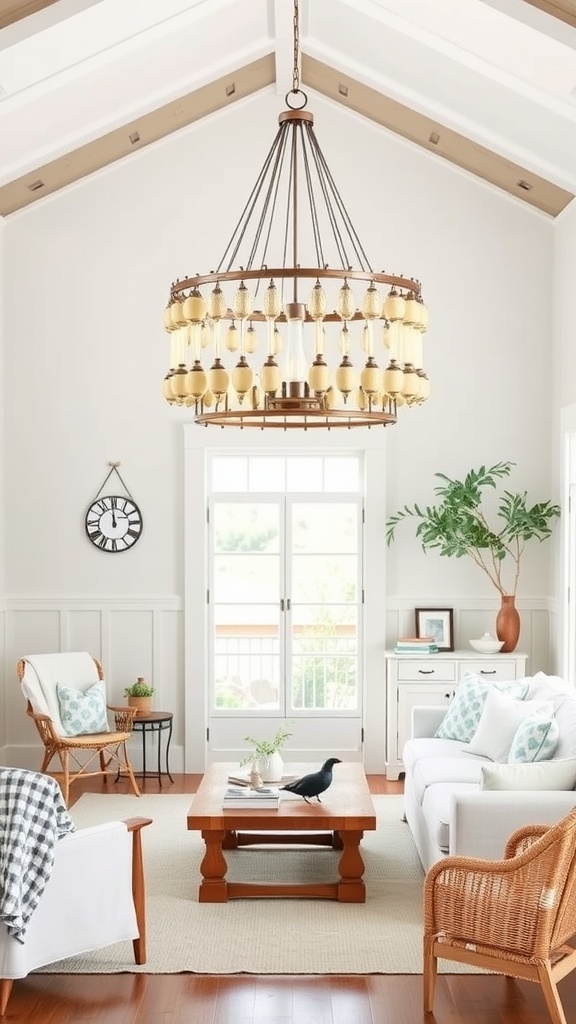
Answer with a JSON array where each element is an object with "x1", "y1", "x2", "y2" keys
[
  {"x1": 386, "y1": 462, "x2": 560, "y2": 597},
  {"x1": 240, "y1": 723, "x2": 293, "y2": 766}
]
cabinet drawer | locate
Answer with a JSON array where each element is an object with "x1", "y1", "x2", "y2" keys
[
  {"x1": 460, "y1": 660, "x2": 518, "y2": 681},
  {"x1": 397, "y1": 659, "x2": 456, "y2": 681}
]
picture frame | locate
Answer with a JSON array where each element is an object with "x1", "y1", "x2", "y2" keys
[{"x1": 415, "y1": 608, "x2": 454, "y2": 652}]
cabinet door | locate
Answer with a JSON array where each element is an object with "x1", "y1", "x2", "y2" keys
[{"x1": 397, "y1": 683, "x2": 454, "y2": 760}]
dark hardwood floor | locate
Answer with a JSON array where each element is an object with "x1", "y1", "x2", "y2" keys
[{"x1": 5, "y1": 774, "x2": 576, "y2": 1023}]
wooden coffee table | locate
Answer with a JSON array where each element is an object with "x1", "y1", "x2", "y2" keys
[{"x1": 187, "y1": 761, "x2": 376, "y2": 903}]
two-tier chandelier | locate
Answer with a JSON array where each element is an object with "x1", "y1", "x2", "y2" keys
[{"x1": 162, "y1": 0, "x2": 429, "y2": 429}]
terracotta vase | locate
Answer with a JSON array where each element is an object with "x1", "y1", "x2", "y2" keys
[{"x1": 495, "y1": 595, "x2": 521, "y2": 653}]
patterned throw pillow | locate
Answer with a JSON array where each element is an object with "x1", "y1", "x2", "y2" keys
[
  {"x1": 56, "y1": 682, "x2": 110, "y2": 737},
  {"x1": 467, "y1": 692, "x2": 553, "y2": 762},
  {"x1": 435, "y1": 671, "x2": 529, "y2": 743},
  {"x1": 507, "y1": 713, "x2": 560, "y2": 764}
]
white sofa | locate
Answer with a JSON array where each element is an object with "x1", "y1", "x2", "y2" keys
[{"x1": 403, "y1": 671, "x2": 576, "y2": 871}]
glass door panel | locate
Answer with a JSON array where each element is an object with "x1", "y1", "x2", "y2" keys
[
  {"x1": 211, "y1": 502, "x2": 281, "y2": 711},
  {"x1": 288, "y1": 501, "x2": 360, "y2": 714},
  {"x1": 207, "y1": 455, "x2": 364, "y2": 762}
]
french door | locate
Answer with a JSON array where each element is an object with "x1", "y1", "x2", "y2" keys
[{"x1": 206, "y1": 453, "x2": 364, "y2": 760}]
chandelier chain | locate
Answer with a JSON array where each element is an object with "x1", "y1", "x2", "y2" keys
[{"x1": 292, "y1": 0, "x2": 300, "y2": 94}]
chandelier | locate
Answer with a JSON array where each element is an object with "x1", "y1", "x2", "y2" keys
[{"x1": 162, "y1": 0, "x2": 429, "y2": 429}]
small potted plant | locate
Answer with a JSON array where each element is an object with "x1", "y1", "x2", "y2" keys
[
  {"x1": 124, "y1": 677, "x2": 154, "y2": 716},
  {"x1": 240, "y1": 723, "x2": 293, "y2": 782}
]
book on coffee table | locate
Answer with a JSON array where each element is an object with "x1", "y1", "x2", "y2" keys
[{"x1": 222, "y1": 785, "x2": 280, "y2": 809}]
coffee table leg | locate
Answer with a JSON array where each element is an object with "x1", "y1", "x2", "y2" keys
[
  {"x1": 337, "y1": 830, "x2": 366, "y2": 903},
  {"x1": 222, "y1": 830, "x2": 238, "y2": 850},
  {"x1": 199, "y1": 830, "x2": 228, "y2": 902}
]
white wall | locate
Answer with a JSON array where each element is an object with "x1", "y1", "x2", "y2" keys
[
  {"x1": 0, "y1": 87, "x2": 560, "y2": 770},
  {"x1": 552, "y1": 201, "x2": 576, "y2": 670},
  {"x1": 0, "y1": 218, "x2": 5, "y2": 753}
]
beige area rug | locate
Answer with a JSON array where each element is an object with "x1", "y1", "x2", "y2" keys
[{"x1": 36, "y1": 793, "x2": 472, "y2": 975}]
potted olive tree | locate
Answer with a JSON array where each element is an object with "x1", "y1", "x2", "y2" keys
[{"x1": 386, "y1": 462, "x2": 561, "y2": 651}]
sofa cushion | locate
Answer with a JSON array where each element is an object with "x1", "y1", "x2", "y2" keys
[
  {"x1": 480, "y1": 757, "x2": 576, "y2": 791},
  {"x1": 507, "y1": 711, "x2": 559, "y2": 763},
  {"x1": 467, "y1": 690, "x2": 553, "y2": 762},
  {"x1": 421, "y1": 782, "x2": 479, "y2": 853},
  {"x1": 434, "y1": 671, "x2": 529, "y2": 743},
  {"x1": 402, "y1": 736, "x2": 475, "y2": 772},
  {"x1": 524, "y1": 672, "x2": 572, "y2": 700},
  {"x1": 548, "y1": 698, "x2": 576, "y2": 759},
  {"x1": 412, "y1": 755, "x2": 485, "y2": 805}
]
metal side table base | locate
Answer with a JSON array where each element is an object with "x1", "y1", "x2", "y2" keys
[{"x1": 131, "y1": 711, "x2": 174, "y2": 784}]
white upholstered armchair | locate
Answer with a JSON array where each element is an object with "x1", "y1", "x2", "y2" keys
[{"x1": 0, "y1": 766, "x2": 151, "y2": 1015}]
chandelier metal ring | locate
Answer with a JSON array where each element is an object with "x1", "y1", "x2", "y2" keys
[{"x1": 285, "y1": 88, "x2": 308, "y2": 110}]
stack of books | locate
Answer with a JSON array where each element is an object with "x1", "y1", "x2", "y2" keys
[
  {"x1": 222, "y1": 785, "x2": 281, "y2": 809},
  {"x1": 394, "y1": 636, "x2": 439, "y2": 654}
]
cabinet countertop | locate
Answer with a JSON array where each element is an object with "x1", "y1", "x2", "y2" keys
[{"x1": 384, "y1": 649, "x2": 527, "y2": 659}]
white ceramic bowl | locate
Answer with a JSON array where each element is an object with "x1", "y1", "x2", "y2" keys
[{"x1": 469, "y1": 636, "x2": 504, "y2": 654}]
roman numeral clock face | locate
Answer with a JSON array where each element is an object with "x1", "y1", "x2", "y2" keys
[{"x1": 85, "y1": 496, "x2": 143, "y2": 553}]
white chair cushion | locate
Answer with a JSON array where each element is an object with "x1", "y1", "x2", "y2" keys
[{"x1": 20, "y1": 653, "x2": 102, "y2": 736}]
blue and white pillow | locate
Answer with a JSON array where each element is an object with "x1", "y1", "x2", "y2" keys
[
  {"x1": 508, "y1": 713, "x2": 559, "y2": 764},
  {"x1": 435, "y1": 671, "x2": 529, "y2": 743},
  {"x1": 57, "y1": 681, "x2": 110, "y2": 737}
]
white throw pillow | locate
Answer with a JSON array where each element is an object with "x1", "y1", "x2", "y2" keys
[
  {"x1": 467, "y1": 689, "x2": 553, "y2": 762},
  {"x1": 481, "y1": 757, "x2": 576, "y2": 791},
  {"x1": 435, "y1": 671, "x2": 529, "y2": 743},
  {"x1": 507, "y1": 713, "x2": 559, "y2": 764}
]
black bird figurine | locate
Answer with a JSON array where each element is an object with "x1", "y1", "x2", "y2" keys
[{"x1": 280, "y1": 758, "x2": 341, "y2": 804}]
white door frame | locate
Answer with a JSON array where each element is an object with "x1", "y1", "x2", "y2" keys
[
  {"x1": 183, "y1": 425, "x2": 388, "y2": 773},
  {"x1": 561, "y1": 404, "x2": 576, "y2": 681}
]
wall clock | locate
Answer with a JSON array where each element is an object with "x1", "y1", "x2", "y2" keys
[{"x1": 85, "y1": 462, "x2": 143, "y2": 553}]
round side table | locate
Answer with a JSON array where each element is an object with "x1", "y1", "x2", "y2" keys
[{"x1": 131, "y1": 711, "x2": 174, "y2": 784}]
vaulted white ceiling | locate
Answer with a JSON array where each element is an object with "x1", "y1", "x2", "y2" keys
[{"x1": 1, "y1": 0, "x2": 576, "y2": 217}]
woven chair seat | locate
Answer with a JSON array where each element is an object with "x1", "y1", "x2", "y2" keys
[{"x1": 56, "y1": 730, "x2": 132, "y2": 747}]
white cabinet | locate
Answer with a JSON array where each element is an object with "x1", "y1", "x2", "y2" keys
[{"x1": 385, "y1": 649, "x2": 528, "y2": 780}]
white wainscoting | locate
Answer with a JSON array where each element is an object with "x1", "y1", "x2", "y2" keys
[
  {"x1": 0, "y1": 595, "x2": 559, "y2": 776},
  {"x1": 0, "y1": 597, "x2": 184, "y2": 774}
]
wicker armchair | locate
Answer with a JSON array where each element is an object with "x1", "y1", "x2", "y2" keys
[
  {"x1": 18, "y1": 653, "x2": 141, "y2": 805},
  {"x1": 423, "y1": 808, "x2": 576, "y2": 1024}
]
